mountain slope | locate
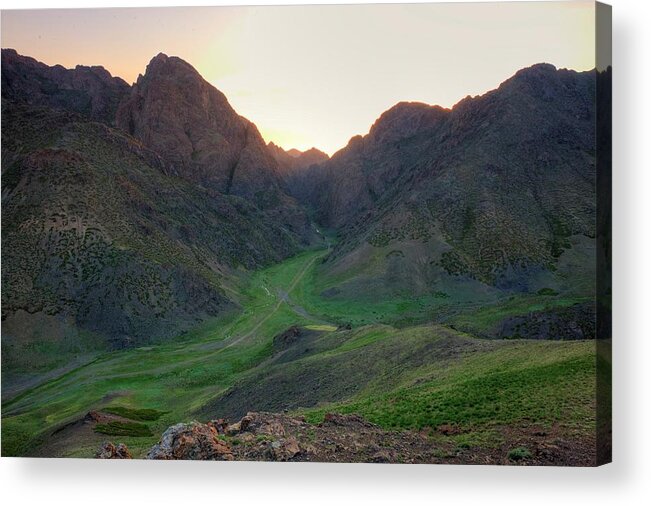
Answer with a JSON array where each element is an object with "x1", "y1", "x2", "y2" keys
[
  {"x1": 295, "y1": 65, "x2": 597, "y2": 309},
  {"x1": 1, "y1": 50, "x2": 322, "y2": 379}
]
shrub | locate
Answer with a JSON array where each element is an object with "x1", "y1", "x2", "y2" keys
[{"x1": 508, "y1": 447, "x2": 532, "y2": 461}]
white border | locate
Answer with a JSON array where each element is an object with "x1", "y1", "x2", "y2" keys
[{"x1": 1, "y1": 1, "x2": 649, "y2": 505}]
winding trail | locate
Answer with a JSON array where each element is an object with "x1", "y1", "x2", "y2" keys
[{"x1": 222, "y1": 250, "x2": 327, "y2": 349}]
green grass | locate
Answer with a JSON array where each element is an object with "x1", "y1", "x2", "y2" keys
[
  {"x1": 304, "y1": 324, "x2": 338, "y2": 332},
  {"x1": 94, "y1": 421, "x2": 153, "y2": 437},
  {"x1": 0, "y1": 250, "x2": 326, "y2": 457},
  {"x1": 508, "y1": 447, "x2": 533, "y2": 461},
  {"x1": 301, "y1": 340, "x2": 596, "y2": 443},
  {"x1": 103, "y1": 407, "x2": 166, "y2": 421}
]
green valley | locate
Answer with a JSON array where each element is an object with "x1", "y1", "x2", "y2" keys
[{"x1": 1, "y1": 246, "x2": 597, "y2": 460}]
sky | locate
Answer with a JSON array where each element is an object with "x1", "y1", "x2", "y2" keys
[{"x1": 1, "y1": 2, "x2": 596, "y2": 155}]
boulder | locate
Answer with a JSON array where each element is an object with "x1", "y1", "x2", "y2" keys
[
  {"x1": 267, "y1": 436, "x2": 301, "y2": 461},
  {"x1": 96, "y1": 442, "x2": 132, "y2": 459},
  {"x1": 146, "y1": 422, "x2": 234, "y2": 460}
]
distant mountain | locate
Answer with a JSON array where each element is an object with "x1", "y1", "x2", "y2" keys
[
  {"x1": 1, "y1": 48, "x2": 130, "y2": 124},
  {"x1": 295, "y1": 64, "x2": 598, "y2": 296},
  {"x1": 268, "y1": 142, "x2": 329, "y2": 174},
  {"x1": 267, "y1": 142, "x2": 330, "y2": 202}
]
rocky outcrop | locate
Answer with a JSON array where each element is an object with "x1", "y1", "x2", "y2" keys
[
  {"x1": 146, "y1": 422, "x2": 234, "y2": 461},
  {"x1": 137, "y1": 411, "x2": 595, "y2": 465},
  {"x1": 96, "y1": 442, "x2": 132, "y2": 459},
  {"x1": 272, "y1": 325, "x2": 302, "y2": 351},
  {"x1": 1, "y1": 48, "x2": 129, "y2": 124}
]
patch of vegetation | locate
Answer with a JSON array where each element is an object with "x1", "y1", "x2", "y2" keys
[
  {"x1": 304, "y1": 324, "x2": 338, "y2": 332},
  {"x1": 508, "y1": 447, "x2": 532, "y2": 461},
  {"x1": 103, "y1": 406, "x2": 166, "y2": 421},
  {"x1": 439, "y1": 250, "x2": 470, "y2": 277},
  {"x1": 537, "y1": 288, "x2": 559, "y2": 296},
  {"x1": 94, "y1": 421, "x2": 153, "y2": 437},
  {"x1": 547, "y1": 216, "x2": 573, "y2": 258}
]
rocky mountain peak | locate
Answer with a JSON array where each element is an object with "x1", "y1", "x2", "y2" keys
[
  {"x1": 368, "y1": 101, "x2": 449, "y2": 145},
  {"x1": 116, "y1": 53, "x2": 287, "y2": 200},
  {"x1": 1, "y1": 48, "x2": 129, "y2": 124}
]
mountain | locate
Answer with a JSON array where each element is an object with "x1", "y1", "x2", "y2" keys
[
  {"x1": 1, "y1": 48, "x2": 130, "y2": 124},
  {"x1": 116, "y1": 54, "x2": 280, "y2": 200},
  {"x1": 114, "y1": 53, "x2": 313, "y2": 239},
  {"x1": 267, "y1": 142, "x2": 330, "y2": 203},
  {"x1": 295, "y1": 64, "x2": 597, "y2": 305},
  {"x1": 1, "y1": 50, "x2": 316, "y2": 378},
  {"x1": 268, "y1": 142, "x2": 329, "y2": 174}
]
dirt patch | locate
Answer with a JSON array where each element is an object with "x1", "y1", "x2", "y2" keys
[{"x1": 31, "y1": 410, "x2": 143, "y2": 458}]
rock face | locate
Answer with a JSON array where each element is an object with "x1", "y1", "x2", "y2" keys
[
  {"x1": 96, "y1": 442, "x2": 132, "y2": 459},
  {"x1": 1, "y1": 48, "x2": 129, "y2": 124},
  {"x1": 116, "y1": 54, "x2": 283, "y2": 201},
  {"x1": 146, "y1": 422, "x2": 234, "y2": 461}
]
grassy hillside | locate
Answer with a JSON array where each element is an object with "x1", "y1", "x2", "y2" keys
[{"x1": 1, "y1": 248, "x2": 597, "y2": 459}]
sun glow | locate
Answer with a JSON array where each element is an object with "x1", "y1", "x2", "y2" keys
[{"x1": 1, "y1": 2, "x2": 596, "y2": 155}]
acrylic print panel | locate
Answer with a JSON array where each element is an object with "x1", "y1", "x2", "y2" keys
[{"x1": 0, "y1": 1, "x2": 611, "y2": 465}]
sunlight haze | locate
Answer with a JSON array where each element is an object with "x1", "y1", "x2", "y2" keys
[{"x1": 1, "y1": 2, "x2": 596, "y2": 154}]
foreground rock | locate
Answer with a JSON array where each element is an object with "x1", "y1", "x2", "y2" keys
[
  {"x1": 146, "y1": 422, "x2": 234, "y2": 460},
  {"x1": 96, "y1": 442, "x2": 132, "y2": 459}
]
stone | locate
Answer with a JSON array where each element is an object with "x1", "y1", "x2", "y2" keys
[
  {"x1": 267, "y1": 437, "x2": 301, "y2": 461},
  {"x1": 146, "y1": 422, "x2": 234, "y2": 461},
  {"x1": 96, "y1": 442, "x2": 132, "y2": 459}
]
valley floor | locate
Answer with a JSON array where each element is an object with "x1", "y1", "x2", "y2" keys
[{"x1": 1, "y1": 247, "x2": 599, "y2": 465}]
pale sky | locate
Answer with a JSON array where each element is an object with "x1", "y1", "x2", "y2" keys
[{"x1": 1, "y1": 2, "x2": 596, "y2": 154}]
